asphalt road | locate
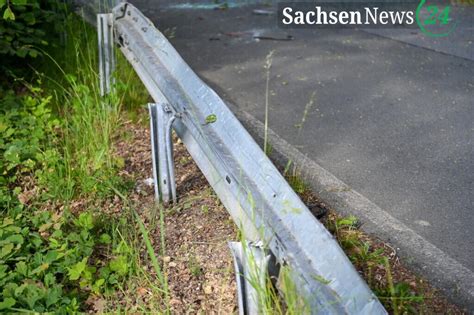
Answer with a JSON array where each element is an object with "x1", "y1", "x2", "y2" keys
[{"x1": 131, "y1": 0, "x2": 474, "y2": 287}]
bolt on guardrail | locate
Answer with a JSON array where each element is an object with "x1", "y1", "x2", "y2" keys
[{"x1": 97, "y1": 2, "x2": 387, "y2": 314}]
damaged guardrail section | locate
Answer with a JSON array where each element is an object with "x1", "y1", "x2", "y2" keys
[{"x1": 101, "y1": 2, "x2": 387, "y2": 314}]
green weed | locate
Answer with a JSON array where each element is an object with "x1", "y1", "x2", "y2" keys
[
  {"x1": 188, "y1": 253, "x2": 204, "y2": 277},
  {"x1": 285, "y1": 168, "x2": 309, "y2": 195},
  {"x1": 0, "y1": 8, "x2": 154, "y2": 313},
  {"x1": 135, "y1": 210, "x2": 167, "y2": 294},
  {"x1": 263, "y1": 50, "x2": 275, "y2": 155},
  {"x1": 0, "y1": 210, "x2": 131, "y2": 312},
  {"x1": 163, "y1": 27, "x2": 177, "y2": 39},
  {"x1": 201, "y1": 204, "x2": 210, "y2": 214},
  {"x1": 234, "y1": 208, "x2": 309, "y2": 315},
  {"x1": 378, "y1": 257, "x2": 424, "y2": 315},
  {"x1": 0, "y1": 86, "x2": 61, "y2": 209},
  {"x1": 294, "y1": 91, "x2": 316, "y2": 133},
  {"x1": 328, "y1": 214, "x2": 424, "y2": 313},
  {"x1": 101, "y1": 200, "x2": 169, "y2": 313}
]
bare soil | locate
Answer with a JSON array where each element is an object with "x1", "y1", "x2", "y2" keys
[{"x1": 114, "y1": 116, "x2": 237, "y2": 313}]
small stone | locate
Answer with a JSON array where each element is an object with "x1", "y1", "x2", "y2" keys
[
  {"x1": 170, "y1": 298, "x2": 181, "y2": 305},
  {"x1": 169, "y1": 262, "x2": 177, "y2": 268},
  {"x1": 143, "y1": 178, "x2": 154, "y2": 187},
  {"x1": 137, "y1": 287, "x2": 149, "y2": 296},
  {"x1": 204, "y1": 285, "x2": 213, "y2": 295},
  {"x1": 163, "y1": 256, "x2": 171, "y2": 263}
]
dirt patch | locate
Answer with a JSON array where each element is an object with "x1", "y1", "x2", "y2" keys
[
  {"x1": 159, "y1": 136, "x2": 238, "y2": 314},
  {"x1": 114, "y1": 114, "x2": 237, "y2": 313}
]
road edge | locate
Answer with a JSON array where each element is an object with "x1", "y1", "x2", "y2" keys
[{"x1": 228, "y1": 103, "x2": 474, "y2": 311}]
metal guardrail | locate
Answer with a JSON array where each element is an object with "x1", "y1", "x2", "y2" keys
[
  {"x1": 147, "y1": 103, "x2": 177, "y2": 204},
  {"x1": 97, "y1": 13, "x2": 114, "y2": 95},
  {"x1": 98, "y1": 3, "x2": 387, "y2": 314}
]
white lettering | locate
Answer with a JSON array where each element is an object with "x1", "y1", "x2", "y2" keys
[
  {"x1": 379, "y1": 11, "x2": 389, "y2": 24},
  {"x1": 406, "y1": 11, "x2": 414, "y2": 24},
  {"x1": 315, "y1": 6, "x2": 327, "y2": 24},
  {"x1": 390, "y1": 11, "x2": 405, "y2": 24},
  {"x1": 365, "y1": 7, "x2": 378, "y2": 24},
  {"x1": 329, "y1": 11, "x2": 338, "y2": 24},
  {"x1": 294, "y1": 11, "x2": 305, "y2": 24},
  {"x1": 349, "y1": 11, "x2": 362, "y2": 24},
  {"x1": 282, "y1": 7, "x2": 293, "y2": 25},
  {"x1": 306, "y1": 11, "x2": 316, "y2": 24},
  {"x1": 339, "y1": 11, "x2": 349, "y2": 24}
]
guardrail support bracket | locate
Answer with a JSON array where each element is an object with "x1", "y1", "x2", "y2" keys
[
  {"x1": 97, "y1": 13, "x2": 115, "y2": 96},
  {"x1": 229, "y1": 241, "x2": 274, "y2": 315},
  {"x1": 148, "y1": 103, "x2": 177, "y2": 204}
]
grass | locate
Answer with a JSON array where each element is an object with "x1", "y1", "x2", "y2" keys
[
  {"x1": 232, "y1": 200, "x2": 309, "y2": 314},
  {"x1": 52, "y1": 17, "x2": 171, "y2": 312},
  {"x1": 326, "y1": 212, "x2": 425, "y2": 314},
  {"x1": 294, "y1": 91, "x2": 316, "y2": 133},
  {"x1": 135, "y1": 209, "x2": 168, "y2": 297},
  {"x1": 0, "y1": 7, "x2": 164, "y2": 312},
  {"x1": 95, "y1": 198, "x2": 170, "y2": 313},
  {"x1": 37, "y1": 14, "x2": 148, "y2": 203},
  {"x1": 234, "y1": 239, "x2": 309, "y2": 314},
  {"x1": 285, "y1": 167, "x2": 310, "y2": 195},
  {"x1": 263, "y1": 50, "x2": 275, "y2": 155}
]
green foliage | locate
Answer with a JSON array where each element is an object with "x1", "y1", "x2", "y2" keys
[
  {"x1": 0, "y1": 9, "x2": 150, "y2": 313},
  {"x1": 0, "y1": 87, "x2": 59, "y2": 209},
  {"x1": 335, "y1": 215, "x2": 358, "y2": 229},
  {"x1": 135, "y1": 211, "x2": 167, "y2": 290},
  {"x1": 378, "y1": 257, "x2": 424, "y2": 314},
  {"x1": 0, "y1": 210, "x2": 129, "y2": 312},
  {"x1": 34, "y1": 15, "x2": 142, "y2": 202},
  {"x1": 60, "y1": 73, "x2": 125, "y2": 199},
  {"x1": 328, "y1": 214, "x2": 424, "y2": 313},
  {"x1": 0, "y1": 0, "x2": 64, "y2": 60},
  {"x1": 286, "y1": 172, "x2": 308, "y2": 195},
  {"x1": 349, "y1": 241, "x2": 385, "y2": 267}
]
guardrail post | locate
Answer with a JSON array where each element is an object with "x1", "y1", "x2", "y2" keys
[
  {"x1": 148, "y1": 103, "x2": 177, "y2": 204},
  {"x1": 97, "y1": 13, "x2": 115, "y2": 96},
  {"x1": 229, "y1": 241, "x2": 272, "y2": 315}
]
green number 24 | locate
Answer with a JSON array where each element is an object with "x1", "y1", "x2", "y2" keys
[{"x1": 424, "y1": 5, "x2": 451, "y2": 25}]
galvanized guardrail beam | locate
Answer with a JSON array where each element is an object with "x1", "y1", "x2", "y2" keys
[{"x1": 104, "y1": 3, "x2": 387, "y2": 314}]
